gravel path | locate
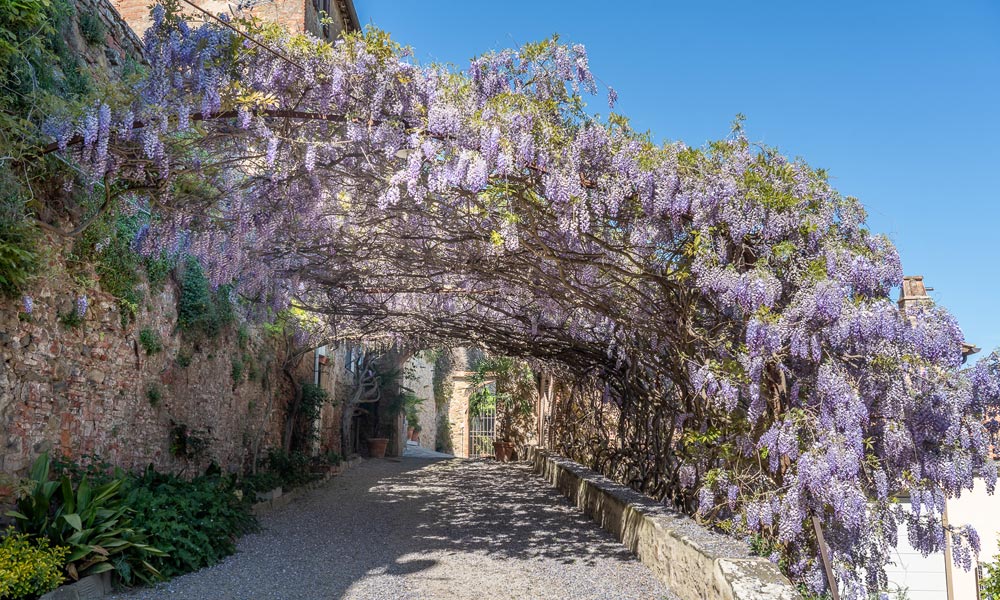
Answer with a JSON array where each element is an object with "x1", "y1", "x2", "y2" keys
[{"x1": 110, "y1": 454, "x2": 676, "y2": 600}]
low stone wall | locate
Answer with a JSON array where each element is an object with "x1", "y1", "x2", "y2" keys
[{"x1": 525, "y1": 447, "x2": 802, "y2": 600}]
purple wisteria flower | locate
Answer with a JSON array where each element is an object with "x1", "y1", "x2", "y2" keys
[{"x1": 75, "y1": 295, "x2": 88, "y2": 318}]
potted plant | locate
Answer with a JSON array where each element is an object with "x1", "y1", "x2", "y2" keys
[
  {"x1": 469, "y1": 356, "x2": 537, "y2": 462},
  {"x1": 367, "y1": 435, "x2": 389, "y2": 458},
  {"x1": 404, "y1": 393, "x2": 424, "y2": 443}
]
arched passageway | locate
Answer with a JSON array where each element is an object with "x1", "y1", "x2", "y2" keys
[{"x1": 40, "y1": 8, "x2": 1000, "y2": 596}]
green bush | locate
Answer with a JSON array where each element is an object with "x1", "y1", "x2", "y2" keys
[
  {"x1": 5, "y1": 453, "x2": 163, "y2": 584},
  {"x1": 122, "y1": 469, "x2": 256, "y2": 579},
  {"x1": 144, "y1": 254, "x2": 175, "y2": 293},
  {"x1": 175, "y1": 348, "x2": 193, "y2": 368},
  {"x1": 169, "y1": 422, "x2": 210, "y2": 462},
  {"x1": 231, "y1": 358, "x2": 244, "y2": 385},
  {"x1": 177, "y1": 258, "x2": 233, "y2": 339},
  {"x1": 146, "y1": 384, "x2": 162, "y2": 407},
  {"x1": 265, "y1": 449, "x2": 316, "y2": 489},
  {"x1": 0, "y1": 230, "x2": 37, "y2": 298},
  {"x1": 0, "y1": 528, "x2": 68, "y2": 600},
  {"x1": 138, "y1": 328, "x2": 162, "y2": 354},
  {"x1": 239, "y1": 471, "x2": 282, "y2": 496},
  {"x1": 77, "y1": 10, "x2": 105, "y2": 45},
  {"x1": 981, "y1": 542, "x2": 1000, "y2": 599}
]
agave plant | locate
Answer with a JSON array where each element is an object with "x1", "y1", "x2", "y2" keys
[{"x1": 6, "y1": 453, "x2": 164, "y2": 583}]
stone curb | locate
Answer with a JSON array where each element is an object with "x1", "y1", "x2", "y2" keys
[
  {"x1": 524, "y1": 447, "x2": 802, "y2": 600},
  {"x1": 39, "y1": 573, "x2": 112, "y2": 600},
  {"x1": 251, "y1": 456, "x2": 364, "y2": 516}
]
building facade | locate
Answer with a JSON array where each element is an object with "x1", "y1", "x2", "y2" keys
[{"x1": 113, "y1": 0, "x2": 358, "y2": 41}]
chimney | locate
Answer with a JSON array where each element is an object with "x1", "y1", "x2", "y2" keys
[
  {"x1": 898, "y1": 275, "x2": 931, "y2": 311},
  {"x1": 900, "y1": 275, "x2": 980, "y2": 362}
]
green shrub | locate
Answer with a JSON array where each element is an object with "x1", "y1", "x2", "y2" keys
[
  {"x1": 138, "y1": 328, "x2": 162, "y2": 354},
  {"x1": 299, "y1": 382, "x2": 329, "y2": 423},
  {"x1": 122, "y1": 469, "x2": 256, "y2": 579},
  {"x1": 0, "y1": 231, "x2": 37, "y2": 298},
  {"x1": 5, "y1": 453, "x2": 163, "y2": 584},
  {"x1": 176, "y1": 258, "x2": 233, "y2": 338},
  {"x1": 175, "y1": 348, "x2": 192, "y2": 368},
  {"x1": 144, "y1": 254, "x2": 175, "y2": 293},
  {"x1": 0, "y1": 528, "x2": 68, "y2": 600},
  {"x1": 239, "y1": 471, "x2": 282, "y2": 496},
  {"x1": 146, "y1": 384, "x2": 161, "y2": 407},
  {"x1": 265, "y1": 449, "x2": 316, "y2": 489},
  {"x1": 169, "y1": 422, "x2": 210, "y2": 462},
  {"x1": 51, "y1": 454, "x2": 117, "y2": 486},
  {"x1": 231, "y1": 358, "x2": 244, "y2": 385},
  {"x1": 78, "y1": 10, "x2": 105, "y2": 45},
  {"x1": 981, "y1": 542, "x2": 1000, "y2": 599}
]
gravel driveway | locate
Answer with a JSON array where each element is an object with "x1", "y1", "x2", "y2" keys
[{"x1": 110, "y1": 453, "x2": 675, "y2": 600}]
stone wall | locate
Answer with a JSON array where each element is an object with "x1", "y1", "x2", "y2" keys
[
  {"x1": 74, "y1": 0, "x2": 145, "y2": 66},
  {"x1": 526, "y1": 448, "x2": 802, "y2": 600},
  {"x1": 0, "y1": 237, "x2": 291, "y2": 474},
  {"x1": 400, "y1": 354, "x2": 436, "y2": 450}
]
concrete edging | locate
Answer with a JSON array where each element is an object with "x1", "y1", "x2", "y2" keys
[{"x1": 525, "y1": 447, "x2": 802, "y2": 600}]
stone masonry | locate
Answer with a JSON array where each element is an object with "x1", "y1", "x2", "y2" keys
[{"x1": 0, "y1": 237, "x2": 291, "y2": 474}]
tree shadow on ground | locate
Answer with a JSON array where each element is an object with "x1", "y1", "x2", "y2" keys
[{"x1": 110, "y1": 455, "x2": 673, "y2": 600}]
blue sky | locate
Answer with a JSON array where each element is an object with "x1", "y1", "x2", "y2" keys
[{"x1": 358, "y1": 1, "x2": 1000, "y2": 360}]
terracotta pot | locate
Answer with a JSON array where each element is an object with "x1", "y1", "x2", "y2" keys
[
  {"x1": 407, "y1": 426, "x2": 415, "y2": 439},
  {"x1": 494, "y1": 441, "x2": 514, "y2": 462},
  {"x1": 409, "y1": 429, "x2": 420, "y2": 442},
  {"x1": 367, "y1": 437, "x2": 389, "y2": 458}
]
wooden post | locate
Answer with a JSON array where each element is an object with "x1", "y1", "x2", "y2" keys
[
  {"x1": 942, "y1": 502, "x2": 956, "y2": 600},
  {"x1": 811, "y1": 514, "x2": 841, "y2": 600}
]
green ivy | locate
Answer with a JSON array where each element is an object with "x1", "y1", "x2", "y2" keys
[{"x1": 0, "y1": 171, "x2": 38, "y2": 298}]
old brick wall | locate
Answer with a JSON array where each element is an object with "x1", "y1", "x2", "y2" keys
[
  {"x1": 0, "y1": 237, "x2": 292, "y2": 475},
  {"x1": 74, "y1": 0, "x2": 145, "y2": 65}
]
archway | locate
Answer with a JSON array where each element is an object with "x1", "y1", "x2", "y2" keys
[{"x1": 37, "y1": 9, "x2": 1000, "y2": 597}]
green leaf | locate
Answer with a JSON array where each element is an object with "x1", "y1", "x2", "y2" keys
[
  {"x1": 87, "y1": 561, "x2": 115, "y2": 575},
  {"x1": 63, "y1": 513, "x2": 83, "y2": 531}
]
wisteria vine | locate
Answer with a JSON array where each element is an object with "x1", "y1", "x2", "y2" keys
[{"x1": 40, "y1": 6, "x2": 1000, "y2": 597}]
